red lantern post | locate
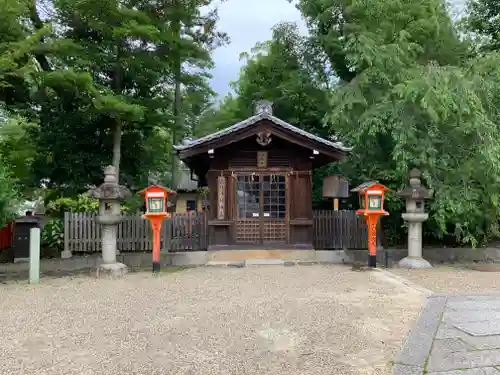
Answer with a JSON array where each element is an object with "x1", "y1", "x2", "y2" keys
[
  {"x1": 351, "y1": 182, "x2": 390, "y2": 268},
  {"x1": 138, "y1": 185, "x2": 176, "y2": 273}
]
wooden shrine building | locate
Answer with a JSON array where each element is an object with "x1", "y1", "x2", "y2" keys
[{"x1": 174, "y1": 100, "x2": 351, "y2": 250}]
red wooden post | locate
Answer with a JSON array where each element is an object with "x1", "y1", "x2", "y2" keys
[
  {"x1": 138, "y1": 185, "x2": 176, "y2": 273},
  {"x1": 351, "y1": 182, "x2": 390, "y2": 268}
]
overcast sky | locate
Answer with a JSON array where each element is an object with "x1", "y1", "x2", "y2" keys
[
  {"x1": 209, "y1": 0, "x2": 305, "y2": 97},
  {"x1": 209, "y1": 0, "x2": 465, "y2": 97}
]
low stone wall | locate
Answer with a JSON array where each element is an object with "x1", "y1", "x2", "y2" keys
[
  {"x1": 0, "y1": 251, "x2": 210, "y2": 275},
  {"x1": 1, "y1": 247, "x2": 499, "y2": 276},
  {"x1": 330, "y1": 247, "x2": 500, "y2": 265}
]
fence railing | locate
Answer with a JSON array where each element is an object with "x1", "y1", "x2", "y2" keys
[
  {"x1": 64, "y1": 210, "x2": 373, "y2": 253},
  {"x1": 64, "y1": 212, "x2": 207, "y2": 253}
]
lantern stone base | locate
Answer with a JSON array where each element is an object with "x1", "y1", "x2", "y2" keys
[
  {"x1": 94, "y1": 262, "x2": 128, "y2": 278},
  {"x1": 398, "y1": 256, "x2": 433, "y2": 269}
]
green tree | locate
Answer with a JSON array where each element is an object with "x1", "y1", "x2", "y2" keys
[
  {"x1": 0, "y1": 0, "x2": 226, "y2": 195},
  {"x1": 0, "y1": 0, "x2": 49, "y2": 115},
  {"x1": 141, "y1": 0, "x2": 228, "y2": 188},
  {"x1": 0, "y1": 158, "x2": 19, "y2": 227},
  {"x1": 195, "y1": 94, "x2": 242, "y2": 137},
  {"x1": 465, "y1": 0, "x2": 500, "y2": 51},
  {"x1": 312, "y1": 0, "x2": 500, "y2": 245},
  {"x1": 0, "y1": 0, "x2": 224, "y2": 195},
  {"x1": 199, "y1": 22, "x2": 331, "y2": 136},
  {"x1": 0, "y1": 114, "x2": 37, "y2": 189},
  {"x1": 295, "y1": 0, "x2": 467, "y2": 82}
]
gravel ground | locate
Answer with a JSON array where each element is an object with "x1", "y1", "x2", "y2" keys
[
  {"x1": 0, "y1": 265, "x2": 425, "y2": 375},
  {"x1": 390, "y1": 265, "x2": 500, "y2": 293}
]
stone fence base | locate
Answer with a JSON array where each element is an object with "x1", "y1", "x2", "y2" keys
[
  {"x1": 1, "y1": 247, "x2": 499, "y2": 276},
  {"x1": 340, "y1": 247, "x2": 500, "y2": 265},
  {"x1": 0, "y1": 252, "x2": 208, "y2": 275}
]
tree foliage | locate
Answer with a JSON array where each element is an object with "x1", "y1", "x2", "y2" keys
[
  {"x1": 309, "y1": 0, "x2": 500, "y2": 245},
  {"x1": 465, "y1": 0, "x2": 500, "y2": 51},
  {"x1": 0, "y1": 158, "x2": 19, "y2": 227},
  {"x1": 0, "y1": 0, "x2": 226, "y2": 194}
]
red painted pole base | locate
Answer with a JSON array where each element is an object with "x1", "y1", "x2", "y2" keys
[
  {"x1": 153, "y1": 262, "x2": 160, "y2": 273},
  {"x1": 144, "y1": 213, "x2": 167, "y2": 275},
  {"x1": 368, "y1": 254, "x2": 377, "y2": 268}
]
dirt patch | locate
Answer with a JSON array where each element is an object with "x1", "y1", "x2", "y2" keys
[{"x1": 0, "y1": 265, "x2": 424, "y2": 375}]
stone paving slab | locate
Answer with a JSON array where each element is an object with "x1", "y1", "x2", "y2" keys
[
  {"x1": 393, "y1": 293, "x2": 500, "y2": 374},
  {"x1": 443, "y1": 311, "x2": 500, "y2": 323}
]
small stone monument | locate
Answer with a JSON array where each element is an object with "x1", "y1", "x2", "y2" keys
[
  {"x1": 87, "y1": 166, "x2": 131, "y2": 277},
  {"x1": 398, "y1": 168, "x2": 433, "y2": 269}
]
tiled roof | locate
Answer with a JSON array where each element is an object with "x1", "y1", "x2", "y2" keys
[{"x1": 173, "y1": 112, "x2": 352, "y2": 153}]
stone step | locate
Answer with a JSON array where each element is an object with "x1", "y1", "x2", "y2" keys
[
  {"x1": 205, "y1": 259, "x2": 320, "y2": 267},
  {"x1": 205, "y1": 261, "x2": 245, "y2": 268},
  {"x1": 207, "y1": 250, "x2": 316, "y2": 262},
  {"x1": 245, "y1": 259, "x2": 285, "y2": 266}
]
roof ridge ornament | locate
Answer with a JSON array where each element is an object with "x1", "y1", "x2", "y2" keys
[{"x1": 254, "y1": 100, "x2": 273, "y2": 115}]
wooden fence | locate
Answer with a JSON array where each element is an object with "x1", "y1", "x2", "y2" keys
[
  {"x1": 313, "y1": 210, "x2": 378, "y2": 250},
  {"x1": 64, "y1": 210, "x2": 374, "y2": 253},
  {"x1": 64, "y1": 212, "x2": 207, "y2": 253}
]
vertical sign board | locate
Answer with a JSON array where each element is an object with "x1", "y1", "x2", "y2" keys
[
  {"x1": 217, "y1": 176, "x2": 226, "y2": 220},
  {"x1": 257, "y1": 151, "x2": 268, "y2": 168}
]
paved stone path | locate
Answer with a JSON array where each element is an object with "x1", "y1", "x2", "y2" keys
[{"x1": 393, "y1": 292, "x2": 500, "y2": 374}]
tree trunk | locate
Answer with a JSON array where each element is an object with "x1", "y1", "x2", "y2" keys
[
  {"x1": 171, "y1": 76, "x2": 181, "y2": 190},
  {"x1": 112, "y1": 43, "x2": 123, "y2": 183},
  {"x1": 112, "y1": 119, "x2": 122, "y2": 182},
  {"x1": 171, "y1": 10, "x2": 182, "y2": 190}
]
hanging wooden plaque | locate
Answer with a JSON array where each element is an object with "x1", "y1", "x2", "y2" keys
[
  {"x1": 217, "y1": 176, "x2": 226, "y2": 220},
  {"x1": 257, "y1": 151, "x2": 268, "y2": 168}
]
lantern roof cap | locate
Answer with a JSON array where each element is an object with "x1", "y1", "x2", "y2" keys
[
  {"x1": 137, "y1": 184, "x2": 177, "y2": 197},
  {"x1": 351, "y1": 181, "x2": 391, "y2": 193}
]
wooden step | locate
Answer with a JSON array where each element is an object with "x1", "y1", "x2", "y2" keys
[{"x1": 207, "y1": 250, "x2": 316, "y2": 262}]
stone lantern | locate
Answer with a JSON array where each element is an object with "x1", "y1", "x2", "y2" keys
[
  {"x1": 397, "y1": 168, "x2": 433, "y2": 269},
  {"x1": 87, "y1": 166, "x2": 131, "y2": 276}
]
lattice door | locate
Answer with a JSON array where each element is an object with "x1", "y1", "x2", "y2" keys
[
  {"x1": 235, "y1": 174, "x2": 261, "y2": 243},
  {"x1": 262, "y1": 174, "x2": 286, "y2": 243},
  {"x1": 235, "y1": 173, "x2": 287, "y2": 244}
]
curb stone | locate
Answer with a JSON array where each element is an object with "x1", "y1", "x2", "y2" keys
[{"x1": 392, "y1": 295, "x2": 447, "y2": 374}]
